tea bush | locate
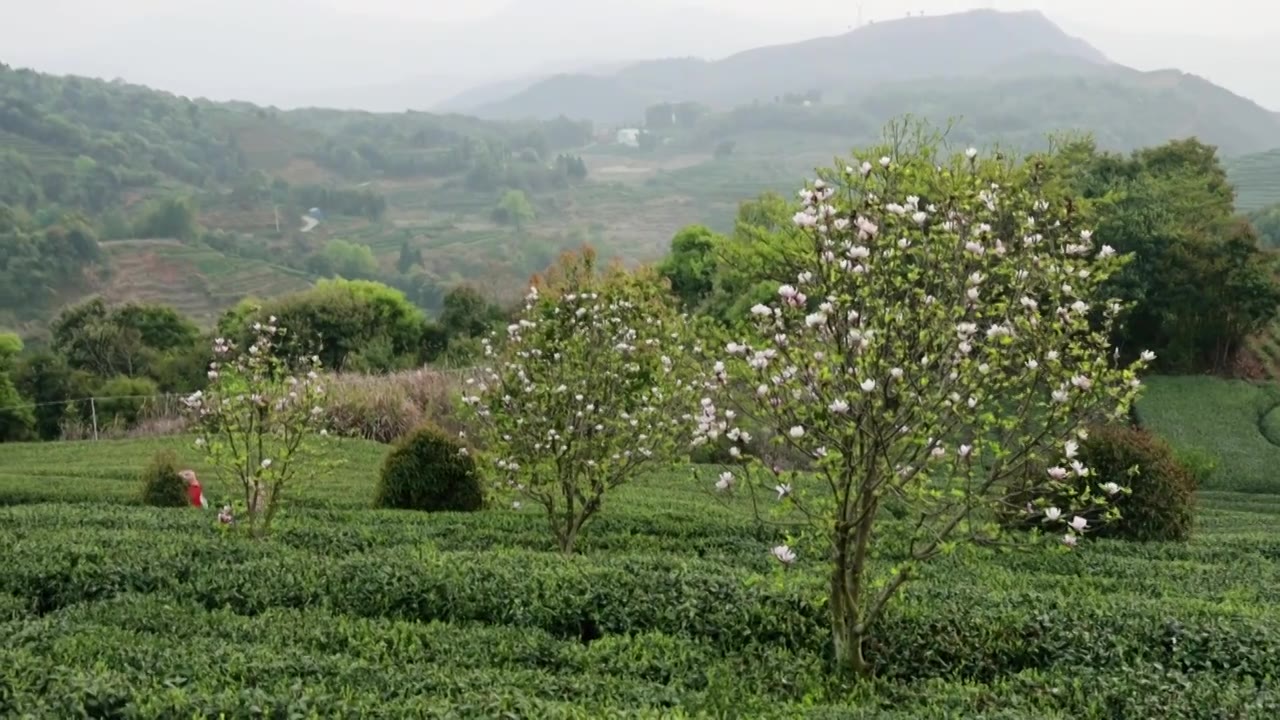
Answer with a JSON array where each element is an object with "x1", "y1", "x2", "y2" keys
[
  {"x1": 138, "y1": 450, "x2": 189, "y2": 508},
  {"x1": 376, "y1": 424, "x2": 484, "y2": 512},
  {"x1": 1080, "y1": 425, "x2": 1197, "y2": 541}
]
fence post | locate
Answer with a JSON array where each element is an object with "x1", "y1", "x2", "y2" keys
[{"x1": 90, "y1": 397, "x2": 99, "y2": 441}]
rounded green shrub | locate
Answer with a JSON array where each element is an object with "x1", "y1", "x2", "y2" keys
[
  {"x1": 1002, "y1": 425, "x2": 1197, "y2": 542},
  {"x1": 140, "y1": 450, "x2": 189, "y2": 508},
  {"x1": 376, "y1": 424, "x2": 483, "y2": 512},
  {"x1": 1078, "y1": 425, "x2": 1197, "y2": 542}
]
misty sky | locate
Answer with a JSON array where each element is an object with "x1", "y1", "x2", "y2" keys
[{"x1": 2, "y1": 0, "x2": 1276, "y2": 110}]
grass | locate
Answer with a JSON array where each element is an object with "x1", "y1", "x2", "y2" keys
[
  {"x1": 2, "y1": 380, "x2": 1280, "y2": 715},
  {"x1": 1135, "y1": 375, "x2": 1280, "y2": 493}
]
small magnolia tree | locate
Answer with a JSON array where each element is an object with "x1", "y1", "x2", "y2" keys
[
  {"x1": 697, "y1": 143, "x2": 1153, "y2": 676},
  {"x1": 461, "y1": 250, "x2": 707, "y2": 554},
  {"x1": 183, "y1": 319, "x2": 329, "y2": 538}
]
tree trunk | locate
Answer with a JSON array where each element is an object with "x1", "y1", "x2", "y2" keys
[{"x1": 830, "y1": 532, "x2": 872, "y2": 678}]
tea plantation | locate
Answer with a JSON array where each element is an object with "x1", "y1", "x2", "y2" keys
[{"x1": 2, "y1": 380, "x2": 1279, "y2": 718}]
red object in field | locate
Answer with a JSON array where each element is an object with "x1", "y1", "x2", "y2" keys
[
  {"x1": 180, "y1": 469, "x2": 207, "y2": 508},
  {"x1": 186, "y1": 479, "x2": 204, "y2": 507}
]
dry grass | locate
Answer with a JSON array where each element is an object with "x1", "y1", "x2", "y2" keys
[
  {"x1": 55, "y1": 368, "x2": 472, "y2": 445},
  {"x1": 325, "y1": 368, "x2": 472, "y2": 444}
]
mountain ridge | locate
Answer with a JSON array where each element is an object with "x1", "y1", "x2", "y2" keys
[{"x1": 468, "y1": 9, "x2": 1114, "y2": 122}]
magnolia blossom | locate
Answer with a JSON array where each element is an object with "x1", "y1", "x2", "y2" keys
[
  {"x1": 1047, "y1": 466, "x2": 1069, "y2": 481},
  {"x1": 1045, "y1": 507, "x2": 1063, "y2": 522},
  {"x1": 1062, "y1": 534, "x2": 1079, "y2": 548},
  {"x1": 771, "y1": 545, "x2": 797, "y2": 565},
  {"x1": 829, "y1": 399, "x2": 850, "y2": 414},
  {"x1": 1064, "y1": 440, "x2": 1079, "y2": 459},
  {"x1": 860, "y1": 379, "x2": 877, "y2": 393},
  {"x1": 789, "y1": 426, "x2": 805, "y2": 439},
  {"x1": 775, "y1": 483, "x2": 793, "y2": 500},
  {"x1": 1140, "y1": 350, "x2": 1157, "y2": 362},
  {"x1": 716, "y1": 471, "x2": 735, "y2": 492},
  {"x1": 958, "y1": 444, "x2": 973, "y2": 459},
  {"x1": 1102, "y1": 482, "x2": 1122, "y2": 496}
]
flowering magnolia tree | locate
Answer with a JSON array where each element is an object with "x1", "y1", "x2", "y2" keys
[
  {"x1": 696, "y1": 143, "x2": 1153, "y2": 676},
  {"x1": 183, "y1": 319, "x2": 329, "y2": 538},
  {"x1": 461, "y1": 250, "x2": 708, "y2": 554}
]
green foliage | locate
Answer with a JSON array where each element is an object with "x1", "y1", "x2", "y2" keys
[
  {"x1": 1079, "y1": 425, "x2": 1197, "y2": 541},
  {"x1": 317, "y1": 239, "x2": 380, "y2": 279},
  {"x1": 1248, "y1": 202, "x2": 1280, "y2": 247},
  {"x1": 132, "y1": 195, "x2": 199, "y2": 240},
  {"x1": 461, "y1": 249, "x2": 708, "y2": 553},
  {"x1": 0, "y1": 206, "x2": 102, "y2": 318},
  {"x1": 439, "y1": 285, "x2": 505, "y2": 340},
  {"x1": 184, "y1": 324, "x2": 331, "y2": 538},
  {"x1": 0, "y1": 465, "x2": 1279, "y2": 717},
  {"x1": 1133, "y1": 375, "x2": 1280, "y2": 494},
  {"x1": 0, "y1": 332, "x2": 34, "y2": 442},
  {"x1": 1065, "y1": 137, "x2": 1280, "y2": 374},
  {"x1": 376, "y1": 424, "x2": 483, "y2": 512},
  {"x1": 656, "y1": 225, "x2": 721, "y2": 309},
  {"x1": 700, "y1": 131, "x2": 1151, "y2": 676},
  {"x1": 12, "y1": 352, "x2": 93, "y2": 440},
  {"x1": 93, "y1": 375, "x2": 160, "y2": 428},
  {"x1": 138, "y1": 449, "x2": 189, "y2": 507},
  {"x1": 493, "y1": 189, "x2": 535, "y2": 230},
  {"x1": 225, "y1": 279, "x2": 426, "y2": 372}
]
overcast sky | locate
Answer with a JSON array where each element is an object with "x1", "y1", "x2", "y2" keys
[{"x1": 3, "y1": 0, "x2": 1276, "y2": 110}]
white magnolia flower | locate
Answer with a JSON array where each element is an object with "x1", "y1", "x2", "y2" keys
[
  {"x1": 1050, "y1": 389, "x2": 1070, "y2": 404},
  {"x1": 1102, "y1": 482, "x2": 1122, "y2": 496},
  {"x1": 1140, "y1": 350, "x2": 1157, "y2": 362},
  {"x1": 1062, "y1": 534, "x2": 1079, "y2": 548},
  {"x1": 1069, "y1": 516, "x2": 1088, "y2": 532},
  {"x1": 771, "y1": 545, "x2": 797, "y2": 565},
  {"x1": 789, "y1": 426, "x2": 805, "y2": 439},
  {"x1": 1070, "y1": 460, "x2": 1090, "y2": 478},
  {"x1": 829, "y1": 399, "x2": 850, "y2": 414},
  {"x1": 890, "y1": 368, "x2": 904, "y2": 380},
  {"x1": 966, "y1": 147, "x2": 978, "y2": 159},
  {"x1": 1098, "y1": 245, "x2": 1116, "y2": 258},
  {"x1": 751, "y1": 304, "x2": 773, "y2": 317},
  {"x1": 715, "y1": 472, "x2": 735, "y2": 492},
  {"x1": 1045, "y1": 507, "x2": 1063, "y2": 522},
  {"x1": 958, "y1": 444, "x2": 973, "y2": 459},
  {"x1": 879, "y1": 156, "x2": 892, "y2": 168},
  {"x1": 860, "y1": 379, "x2": 877, "y2": 393},
  {"x1": 260, "y1": 458, "x2": 272, "y2": 470},
  {"x1": 775, "y1": 483, "x2": 793, "y2": 500},
  {"x1": 778, "y1": 284, "x2": 799, "y2": 299},
  {"x1": 1064, "y1": 440, "x2": 1079, "y2": 459}
]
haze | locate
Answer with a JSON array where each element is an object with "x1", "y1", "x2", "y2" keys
[{"x1": 2, "y1": 0, "x2": 1276, "y2": 110}]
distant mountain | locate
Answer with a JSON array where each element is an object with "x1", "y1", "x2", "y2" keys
[
  {"x1": 0, "y1": 0, "x2": 831, "y2": 111},
  {"x1": 469, "y1": 10, "x2": 1111, "y2": 122}
]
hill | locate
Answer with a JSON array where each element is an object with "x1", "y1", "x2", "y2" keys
[
  {"x1": 466, "y1": 10, "x2": 1280, "y2": 159},
  {"x1": 1227, "y1": 148, "x2": 1280, "y2": 212},
  {"x1": 470, "y1": 10, "x2": 1110, "y2": 122}
]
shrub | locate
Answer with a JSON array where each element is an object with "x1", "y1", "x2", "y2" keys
[
  {"x1": 376, "y1": 424, "x2": 483, "y2": 512},
  {"x1": 139, "y1": 450, "x2": 189, "y2": 507},
  {"x1": 1079, "y1": 425, "x2": 1197, "y2": 542}
]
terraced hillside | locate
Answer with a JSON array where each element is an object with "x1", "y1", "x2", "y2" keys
[
  {"x1": 1228, "y1": 148, "x2": 1280, "y2": 212},
  {"x1": 99, "y1": 240, "x2": 313, "y2": 326}
]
